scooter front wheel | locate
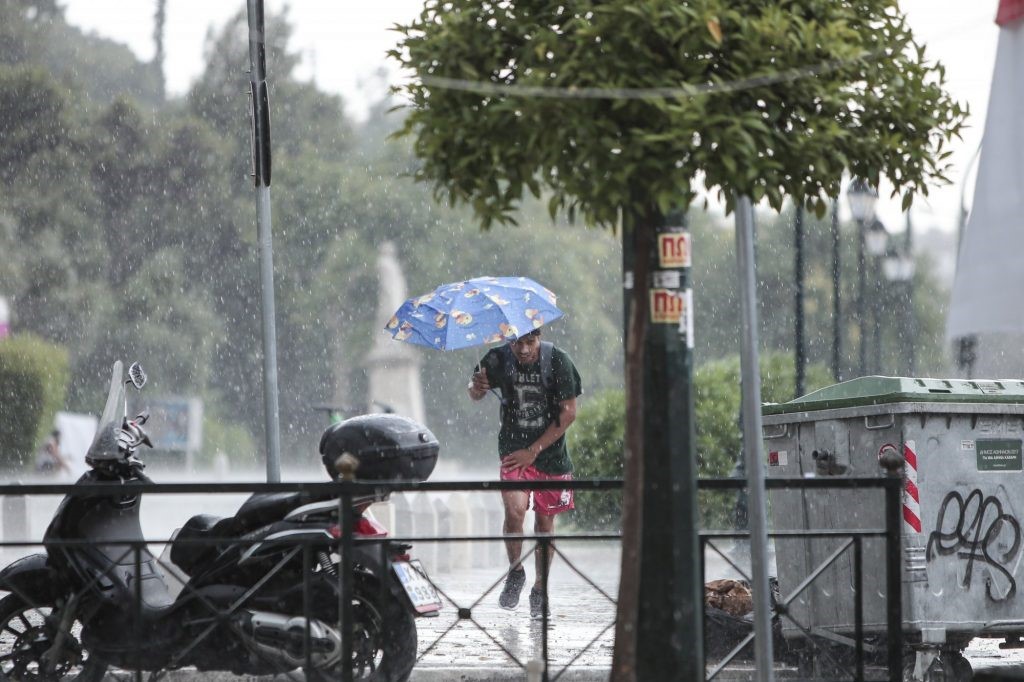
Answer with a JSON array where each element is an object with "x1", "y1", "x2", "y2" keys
[{"x1": 0, "y1": 593, "x2": 107, "y2": 681}]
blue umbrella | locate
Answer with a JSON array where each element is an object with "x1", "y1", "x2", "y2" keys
[{"x1": 385, "y1": 276, "x2": 563, "y2": 350}]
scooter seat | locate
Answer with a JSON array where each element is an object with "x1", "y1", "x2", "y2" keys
[
  {"x1": 212, "y1": 492, "x2": 309, "y2": 537},
  {"x1": 170, "y1": 513, "x2": 224, "y2": 574}
]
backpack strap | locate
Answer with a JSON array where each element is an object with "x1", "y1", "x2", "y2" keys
[
  {"x1": 539, "y1": 341, "x2": 554, "y2": 391},
  {"x1": 497, "y1": 345, "x2": 515, "y2": 425}
]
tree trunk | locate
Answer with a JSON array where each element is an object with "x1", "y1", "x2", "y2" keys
[{"x1": 611, "y1": 215, "x2": 654, "y2": 681}]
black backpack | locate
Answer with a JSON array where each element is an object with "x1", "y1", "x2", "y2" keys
[{"x1": 496, "y1": 341, "x2": 555, "y2": 426}]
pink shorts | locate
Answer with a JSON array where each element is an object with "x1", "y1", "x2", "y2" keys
[{"x1": 500, "y1": 465, "x2": 575, "y2": 515}]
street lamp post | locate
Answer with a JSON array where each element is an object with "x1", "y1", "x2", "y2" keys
[
  {"x1": 847, "y1": 179, "x2": 879, "y2": 377},
  {"x1": 865, "y1": 219, "x2": 889, "y2": 374},
  {"x1": 882, "y1": 218, "x2": 916, "y2": 376},
  {"x1": 831, "y1": 202, "x2": 841, "y2": 381}
]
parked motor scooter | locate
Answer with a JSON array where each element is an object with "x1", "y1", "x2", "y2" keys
[{"x1": 0, "y1": 361, "x2": 441, "y2": 681}]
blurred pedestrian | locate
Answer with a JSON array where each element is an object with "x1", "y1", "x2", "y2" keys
[
  {"x1": 468, "y1": 328, "x2": 582, "y2": 619},
  {"x1": 35, "y1": 429, "x2": 70, "y2": 474}
]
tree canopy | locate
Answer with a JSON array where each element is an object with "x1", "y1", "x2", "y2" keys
[{"x1": 392, "y1": 0, "x2": 965, "y2": 225}]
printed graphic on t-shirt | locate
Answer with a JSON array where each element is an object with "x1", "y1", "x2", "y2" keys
[{"x1": 512, "y1": 370, "x2": 547, "y2": 428}]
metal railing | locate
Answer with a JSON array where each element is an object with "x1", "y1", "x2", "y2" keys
[
  {"x1": 699, "y1": 476, "x2": 904, "y2": 682},
  {"x1": 0, "y1": 475, "x2": 902, "y2": 681},
  {"x1": 0, "y1": 479, "x2": 621, "y2": 682}
]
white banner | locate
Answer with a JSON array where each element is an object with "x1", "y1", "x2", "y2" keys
[{"x1": 948, "y1": 22, "x2": 1024, "y2": 338}]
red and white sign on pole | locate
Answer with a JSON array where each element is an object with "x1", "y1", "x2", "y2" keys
[{"x1": 0, "y1": 296, "x2": 9, "y2": 339}]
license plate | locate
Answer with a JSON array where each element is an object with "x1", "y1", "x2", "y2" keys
[{"x1": 393, "y1": 559, "x2": 442, "y2": 614}]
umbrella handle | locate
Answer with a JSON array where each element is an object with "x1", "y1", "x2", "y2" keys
[{"x1": 474, "y1": 362, "x2": 506, "y2": 404}]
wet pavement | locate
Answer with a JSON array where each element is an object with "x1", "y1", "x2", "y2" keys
[{"x1": 414, "y1": 540, "x2": 621, "y2": 676}]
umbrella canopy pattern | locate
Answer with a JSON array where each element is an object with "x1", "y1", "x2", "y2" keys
[{"x1": 385, "y1": 276, "x2": 562, "y2": 351}]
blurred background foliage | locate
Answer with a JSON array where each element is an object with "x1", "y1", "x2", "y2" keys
[
  {"x1": 0, "y1": 3, "x2": 951, "y2": 473},
  {"x1": 0, "y1": 334, "x2": 69, "y2": 468},
  {"x1": 569, "y1": 352, "x2": 833, "y2": 530}
]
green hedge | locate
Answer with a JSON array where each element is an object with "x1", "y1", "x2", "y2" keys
[
  {"x1": 567, "y1": 390, "x2": 625, "y2": 530},
  {"x1": 0, "y1": 334, "x2": 69, "y2": 469},
  {"x1": 568, "y1": 352, "x2": 833, "y2": 530}
]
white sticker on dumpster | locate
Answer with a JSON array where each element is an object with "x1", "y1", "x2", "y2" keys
[
  {"x1": 961, "y1": 440, "x2": 975, "y2": 451},
  {"x1": 768, "y1": 450, "x2": 787, "y2": 466}
]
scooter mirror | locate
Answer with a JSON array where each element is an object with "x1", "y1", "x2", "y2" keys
[{"x1": 127, "y1": 362, "x2": 147, "y2": 389}]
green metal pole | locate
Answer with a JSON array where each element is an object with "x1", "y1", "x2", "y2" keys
[
  {"x1": 794, "y1": 205, "x2": 805, "y2": 398},
  {"x1": 635, "y1": 212, "x2": 702, "y2": 680}
]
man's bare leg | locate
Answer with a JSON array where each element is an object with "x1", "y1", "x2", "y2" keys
[
  {"x1": 499, "y1": 490, "x2": 530, "y2": 610},
  {"x1": 533, "y1": 512, "x2": 556, "y2": 589},
  {"x1": 502, "y1": 489, "x2": 529, "y2": 567}
]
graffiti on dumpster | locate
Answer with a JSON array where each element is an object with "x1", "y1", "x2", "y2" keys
[{"x1": 926, "y1": 489, "x2": 1022, "y2": 602}]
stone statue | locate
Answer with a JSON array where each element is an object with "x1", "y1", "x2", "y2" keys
[{"x1": 364, "y1": 242, "x2": 426, "y2": 423}]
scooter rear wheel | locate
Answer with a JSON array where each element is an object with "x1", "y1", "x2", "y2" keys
[
  {"x1": 305, "y1": 580, "x2": 417, "y2": 682},
  {"x1": 0, "y1": 593, "x2": 107, "y2": 681}
]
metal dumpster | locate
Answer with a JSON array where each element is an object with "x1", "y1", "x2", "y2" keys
[{"x1": 763, "y1": 376, "x2": 1024, "y2": 675}]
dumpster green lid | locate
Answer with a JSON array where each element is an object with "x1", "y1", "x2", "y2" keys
[{"x1": 762, "y1": 376, "x2": 1024, "y2": 415}]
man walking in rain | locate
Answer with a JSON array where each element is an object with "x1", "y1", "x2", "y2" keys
[{"x1": 468, "y1": 328, "x2": 582, "y2": 619}]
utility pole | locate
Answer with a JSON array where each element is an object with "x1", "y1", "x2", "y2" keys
[{"x1": 246, "y1": 0, "x2": 282, "y2": 482}]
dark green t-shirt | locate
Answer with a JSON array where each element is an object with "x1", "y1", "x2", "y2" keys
[{"x1": 476, "y1": 344, "x2": 583, "y2": 474}]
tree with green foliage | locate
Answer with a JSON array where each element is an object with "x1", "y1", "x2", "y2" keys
[
  {"x1": 392, "y1": 1, "x2": 965, "y2": 676},
  {"x1": 0, "y1": 334, "x2": 68, "y2": 469}
]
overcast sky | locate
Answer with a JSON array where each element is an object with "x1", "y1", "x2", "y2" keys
[{"x1": 61, "y1": 0, "x2": 1001, "y2": 236}]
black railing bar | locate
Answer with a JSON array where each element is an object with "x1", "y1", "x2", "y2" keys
[
  {"x1": 302, "y1": 543, "x2": 314, "y2": 677},
  {"x1": 362, "y1": 533, "x2": 621, "y2": 545},
  {"x1": 703, "y1": 539, "x2": 753, "y2": 586},
  {"x1": 540, "y1": 537, "x2": 550, "y2": 681},
  {"x1": 401, "y1": 552, "x2": 497, "y2": 622},
  {"x1": 779, "y1": 539, "x2": 854, "y2": 610},
  {"x1": 133, "y1": 544, "x2": 143, "y2": 682},
  {"x1": 150, "y1": 553, "x2": 254, "y2": 631},
  {"x1": 404, "y1": 562, "x2": 475, "y2": 621},
  {"x1": 160, "y1": 547, "x2": 302, "y2": 674},
  {"x1": 706, "y1": 631, "x2": 755, "y2": 680},
  {"x1": 412, "y1": 592, "x2": 528, "y2": 672},
  {"x1": 339, "y1": 489, "x2": 354, "y2": 682},
  {"x1": 550, "y1": 619, "x2": 616, "y2": 682},
  {"x1": 466, "y1": 544, "x2": 538, "y2": 611},
  {"x1": 6, "y1": 529, "x2": 882, "y2": 552},
  {"x1": 0, "y1": 475, "x2": 899, "y2": 496},
  {"x1": 465, "y1": 614, "x2": 530, "y2": 671},
  {"x1": 3, "y1": 532, "x2": 621, "y2": 551},
  {"x1": 776, "y1": 609, "x2": 856, "y2": 678},
  {"x1": 408, "y1": 557, "x2": 531, "y2": 670},
  {"x1": 49, "y1": 545, "x2": 137, "y2": 613},
  {"x1": 854, "y1": 536, "x2": 865, "y2": 681},
  {"x1": 805, "y1": 625, "x2": 884, "y2": 654},
  {"x1": 701, "y1": 530, "x2": 886, "y2": 540},
  {"x1": 551, "y1": 545, "x2": 617, "y2": 604},
  {"x1": 0, "y1": 479, "x2": 624, "y2": 496},
  {"x1": 698, "y1": 477, "x2": 900, "y2": 491},
  {"x1": 415, "y1": 617, "x2": 461, "y2": 662},
  {"x1": 883, "y1": 473, "x2": 903, "y2": 682},
  {"x1": 699, "y1": 536, "x2": 707, "y2": 675}
]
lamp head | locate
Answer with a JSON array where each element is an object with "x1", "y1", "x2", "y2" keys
[{"x1": 847, "y1": 178, "x2": 879, "y2": 223}]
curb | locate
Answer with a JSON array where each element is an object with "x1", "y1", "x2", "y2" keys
[{"x1": 102, "y1": 665, "x2": 803, "y2": 681}]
